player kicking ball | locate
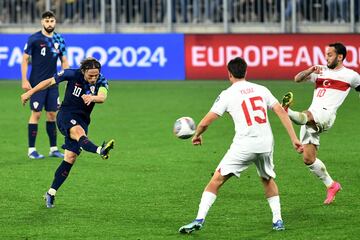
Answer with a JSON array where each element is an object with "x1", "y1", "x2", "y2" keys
[
  {"x1": 281, "y1": 42, "x2": 360, "y2": 205},
  {"x1": 21, "y1": 57, "x2": 114, "y2": 208}
]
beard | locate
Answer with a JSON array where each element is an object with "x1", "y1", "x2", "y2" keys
[
  {"x1": 44, "y1": 26, "x2": 55, "y2": 34},
  {"x1": 327, "y1": 58, "x2": 338, "y2": 69}
]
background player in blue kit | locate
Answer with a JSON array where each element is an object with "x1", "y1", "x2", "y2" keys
[
  {"x1": 21, "y1": 11, "x2": 69, "y2": 159},
  {"x1": 21, "y1": 57, "x2": 115, "y2": 208}
]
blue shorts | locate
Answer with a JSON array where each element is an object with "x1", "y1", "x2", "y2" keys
[
  {"x1": 57, "y1": 111, "x2": 89, "y2": 155},
  {"x1": 30, "y1": 86, "x2": 59, "y2": 112}
]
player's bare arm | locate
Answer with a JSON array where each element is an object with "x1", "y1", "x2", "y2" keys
[
  {"x1": 192, "y1": 112, "x2": 219, "y2": 146},
  {"x1": 61, "y1": 55, "x2": 70, "y2": 69},
  {"x1": 21, "y1": 77, "x2": 56, "y2": 105},
  {"x1": 294, "y1": 66, "x2": 322, "y2": 83},
  {"x1": 21, "y1": 53, "x2": 32, "y2": 91},
  {"x1": 81, "y1": 88, "x2": 107, "y2": 106},
  {"x1": 272, "y1": 103, "x2": 303, "y2": 153}
]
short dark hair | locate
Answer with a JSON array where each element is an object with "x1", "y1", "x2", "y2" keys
[
  {"x1": 329, "y1": 42, "x2": 347, "y2": 60},
  {"x1": 227, "y1": 57, "x2": 247, "y2": 79},
  {"x1": 80, "y1": 57, "x2": 101, "y2": 72},
  {"x1": 42, "y1": 11, "x2": 56, "y2": 19}
]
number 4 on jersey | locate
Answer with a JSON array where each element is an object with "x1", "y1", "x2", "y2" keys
[
  {"x1": 241, "y1": 96, "x2": 267, "y2": 126},
  {"x1": 40, "y1": 47, "x2": 46, "y2": 56}
]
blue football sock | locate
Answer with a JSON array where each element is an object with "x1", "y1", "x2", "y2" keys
[
  {"x1": 46, "y1": 121, "x2": 57, "y2": 147},
  {"x1": 28, "y1": 123, "x2": 38, "y2": 148},
  {"x1": 51, "y1": 160, "x2": 73, "y2": 190},
  {"x1": 78, "y1": 136, "x2": 99, "y2": 153}
]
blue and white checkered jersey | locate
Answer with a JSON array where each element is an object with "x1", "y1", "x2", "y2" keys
[{"x1": 24, "y1": 31, "x2": 67, "y2": 86}]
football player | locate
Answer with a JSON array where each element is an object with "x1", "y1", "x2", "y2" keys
[
  {"x1": 21, "y1": 57, "x2": 115, "y2": 208},
  {"x1": 21, "y1": 11, "x2": 69, "y2": 159},
  {"x1": 282, "y1": 42, "x2": 360, "y2": 204}
]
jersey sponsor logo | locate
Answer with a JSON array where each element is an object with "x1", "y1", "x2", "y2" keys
[
  {"x1": 70, "y1": 119, "x2": 77, "y2": 125},
  {"x1": 33, "y1": 101, "x2": 39, "y2": 109},
  {"x1": 315, "y1": 78, "x2": 350, "y2": 91},
  {"x1": 57, "y1": 70, "x2": 64, "y2": 76}
]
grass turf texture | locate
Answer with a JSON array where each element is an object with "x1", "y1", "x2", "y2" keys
[{"x1": 1, "y1": 80, "x2": 359, "y2": 239}]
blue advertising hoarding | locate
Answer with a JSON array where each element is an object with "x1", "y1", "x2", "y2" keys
[{"x1": 0, "y1": 33, "x2": 185, "y2": 80}]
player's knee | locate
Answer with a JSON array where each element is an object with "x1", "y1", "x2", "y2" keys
[
  {"x1": 30, "y1": 111, "x2": 42, "y2": 122},
  {"x1": 64, "y1": 153, "x2": 77, "y2": 164},
  {"x1": 69, "y1": 126, "x2": 86, "y2": 140},
  {"x1": 46, "y1": 111, "x2": 57, "y2": 121},
  {"x1": 303, "y1": 155, "x2": 315, "y2": 165}
]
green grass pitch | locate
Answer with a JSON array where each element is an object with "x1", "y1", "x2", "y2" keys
[{"x1": 0, "y1": 80, "x2": 359, "y2": 239}]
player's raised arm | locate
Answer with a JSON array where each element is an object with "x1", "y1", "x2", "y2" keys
[
  {"x1": 21, "y1": 77, "x2": 56, "y2": 105},
  {"x1": 294, "y1": 66, "x2": 322, "y2": 83},
  {"x1": 272, "y1": 103, "x2": 303, "y2": 153}
]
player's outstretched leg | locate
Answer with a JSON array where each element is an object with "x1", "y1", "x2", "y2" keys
[
  {"x1": 281, "y1": 92, "x2": 293, "y2": 111},
  {"x1": 100, "y1": 139, "x2": 115, "y2": 160},
  {"x1": 179, "y1": 219, "x2": 204, "y2": 234},
  {"x1": 78, "y1": 136, "x2": 114, "y2": 159},
  {"x1": 324, "y1": 181, "x2": 342, "y2": 204}
]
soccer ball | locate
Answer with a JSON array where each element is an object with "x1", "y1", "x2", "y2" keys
[{"x1": 173, "y1": 117, "x2": 196, "y2": 139}]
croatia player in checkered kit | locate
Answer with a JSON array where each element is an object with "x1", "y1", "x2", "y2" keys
[
  {"x1": 281, "y1": 42, "x2": 360, "y2": 205},
  {"x1": 21, "y1": 57, "x2": 114, "y2": 208},
  {"x1": 21, "y1": 11, "x2": 69, "y2": 159},
  {"x1": 179, "y1": 57, "x2": 303, "y2": 234}
]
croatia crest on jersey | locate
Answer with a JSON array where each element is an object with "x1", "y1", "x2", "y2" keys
[{"x1": 90, "y1": 85, "x2": 95, "y2": 94}]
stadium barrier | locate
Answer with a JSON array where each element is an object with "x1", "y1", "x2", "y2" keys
[
  {"x1": 1, "y1": 33, "x2": 360, "y2": 80},
  {"x1": 1, "y1": 0, "x2": 360, "y2": 34}
]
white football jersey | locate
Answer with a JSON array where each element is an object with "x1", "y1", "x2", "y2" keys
[
  {"x1": 210, "y1": 80, "x2": 278, "y2": 153},
  {"x1": 308, "y1": 66, "x2": 360, "y2": 113}
]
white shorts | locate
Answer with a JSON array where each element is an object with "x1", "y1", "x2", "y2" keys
[
  {"x1": 300, "y1": 125, "x2": 320, "y2": 146},
  {"x1": 216, "y1": 144, "x2": 276, "y2": 180},
  {"x1": 308, "y1": 107, "x2": 336, "y2": 133}
]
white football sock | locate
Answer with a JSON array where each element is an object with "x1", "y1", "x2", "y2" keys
[
  {"x1": 96, "y1": 146, "x2": 102, "y2": 154},
  {"x1": 48, "y1": 188, "x2": 57, "y2": 196},
  {"x1": 28, "y1": 147, "x2": 36, "y2": 155},
  {"x1": 195, "y1": 191, "x2": 217, "y2": 220},
  {"x1": 288, "y1": 108, "x2": 308, "y2": 125},
  {"x1": 308, "y1": 158, "x2": 333, "y2": 187},
  {"x1": 267, "y1": 195, "x2": 282, "y2": 223},
  {"x1": 50, "y1": 146, "x2": 58, "y2": 152}
]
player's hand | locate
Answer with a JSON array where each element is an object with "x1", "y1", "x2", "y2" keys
[
  {"x1": 21, "y1": 79, "x2": 32, "y2": 91},
  {"x1": 82, "y1": 94, "x2": 93, "y2": 106},
  {"x1": 21, "y1": 92, "x2": 31, "y2": 106},
  {"x1": 292, "y1": 140, "x2": 303, "y2": 154},
  {"x1": 192, "y1": 135, "x2": 202, "y2": 146},
  {"x1": 311, "y1": 65, "x2": 324, "y2": 75}
]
